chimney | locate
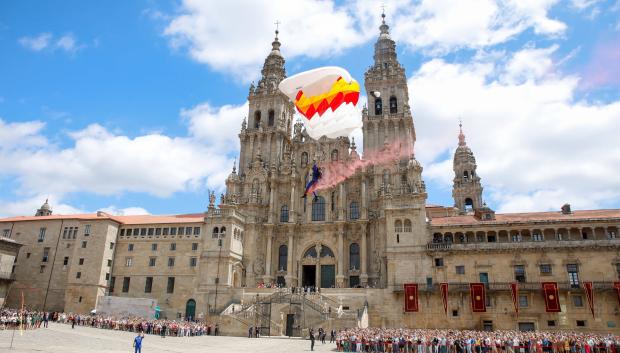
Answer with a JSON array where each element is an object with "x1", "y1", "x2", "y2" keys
[{"x1": 561, "y1": 203, "x2": 571, "y2": 215}]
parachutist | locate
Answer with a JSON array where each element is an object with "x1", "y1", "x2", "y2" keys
[{"x1": 302, "y1": 163, "x2": 322, "y2": 199}]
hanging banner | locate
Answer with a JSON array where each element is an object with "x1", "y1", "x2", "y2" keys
[
  {"x1": 615, "y1": 282, "x2": 620, "y2": 307},
  {"x1": 510, "y1": 282, "x2": 519, "y2": 318},
  {"x1": 439, "y1": 282, "x2": 449, "y2": 315},
  {"x1": 583, "y1": 281, "x2": 594, "y2": 319},
  {"x1": 403, "y1": 283, "x2": 419, "y2": 312},
  {"x1": 542, "y1": 282, "x2": 561, "y2": 312},
  {"x1": 470, "y1": 283, "x2": 486, "y2": 312}
]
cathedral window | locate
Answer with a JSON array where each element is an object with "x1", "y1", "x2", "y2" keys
[
  {"x1": 331, "y1": 191, "x2": 335, "y2": 212},
  {"x1": 304, "y1": 247, "x2": 317, "y2": 258},
  {"x1": 463, "y1": 171, "x2": 469, "y2": 181},
  {"x1": 374, "y1": 98, "x2": 382, "y2": 115},
  {"x1": 268, "y1": 109, "x2": 275, "y2": 127},
  {"x1": 251, "y1": 178, "x2": 260, "y2": 196},
  {"x1": 331, "y1": 149, "x2": 339, "y2": 161},
  {"x1": 280, "y1": 205, "x2": 289, "y2": 223},
  {"x1": 212, "y1": 227, "x2": 219, "y2": 239},
  {"x1": 389, "y1": 96, "x2": 397, "y2": 114},
  {"x1": 311, "y1": 196, "x2": 326, "y2": 221},
  {"x1": 254, "y1": 111, "x2": 261, "y2": 128},
  {"x1": 403, "y1": 219, "x2": 412, "y2": 232},
  {"x1": 382, "y1": 169, "x2": 390, "y2": 185},
  {"x1": 220, "y1": 227, "x2": 226, "y2": 237},
  {"x1": 394, "y1": 220, "x2": 402, "y2": 233},
  {"x1": 320, "y1": 245, "x2": 334, "y2": 258},
  {"x1": 301, "y1": 152, "x2": 308, "y2": 168},
  {"x1": 278, "y1": 245, "x2": 287, "y2": 271},
  {"x1": 349, "y1": 243, "x2": 360, "y2": 270},
  {"x1": 464, "y1": 198, "x2": 474, "y2": 212},
  {"x1": 349, "y1": 202, "x2": 359, "y2": 220}
]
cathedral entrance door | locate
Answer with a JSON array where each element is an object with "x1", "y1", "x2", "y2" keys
[
  {"x1": 320, "y1": 265, "x2": 335, "y2": 288},
  {"x1": 302, "y1": 265, "x2": 316, "y2": 288}
]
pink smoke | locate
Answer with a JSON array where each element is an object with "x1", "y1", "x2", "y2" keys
[{"x1": 309, "y1": 139, "x2": 413, "y2": 193}]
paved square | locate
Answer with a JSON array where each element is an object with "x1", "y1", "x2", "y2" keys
[{"x1": 0, "y1": 323, "x2": 334, "y2": 353}]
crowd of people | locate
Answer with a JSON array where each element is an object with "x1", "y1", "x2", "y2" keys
[
  {"x1": 334, "y1": 328, "x2": 620, "y2": 353},
  {"x1": 0, "y1": 309, "x2": 50, "y2": 330}
]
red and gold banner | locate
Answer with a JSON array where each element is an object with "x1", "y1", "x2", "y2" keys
[
  {"x1": 404, "y1": 283, "x2": 419, "y2": 312},
  {"x1": 542, "y1": 282, "x2": 561, "y2": 312},
  {"x1": 510, "y1": 282, "x2": 519, "y2": 318},
  {"x1": 583, "y1": 281, "x2": 594, "y2": 318},
  {"x1": 440, "y1": 282, "x2": 449, "y2": 315},
  {"x1": 614, "y1": 282, "x2": 620, "y2": 307},
  {"x1": 470, "y1": 283, "x2": 486, "y2": 312}
]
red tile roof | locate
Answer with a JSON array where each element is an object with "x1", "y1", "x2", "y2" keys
[
  {"x1": 430, "y1": 209, "x2": 620, "y2": 227},
  {"x1": 0, "y1": 212, "x2": 204, "y2": 225}
]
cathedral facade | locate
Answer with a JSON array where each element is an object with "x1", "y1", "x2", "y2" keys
[{"x1": 1, "y1": 17, "x2": 620, "y2": 333}]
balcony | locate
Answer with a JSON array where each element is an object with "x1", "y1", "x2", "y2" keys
[
  {"x1": 392, "y1": 281, "x2": 615, "y2": 293},
  {"x1": 426, "y1": 238, "x2": 620, "y2": 252}
]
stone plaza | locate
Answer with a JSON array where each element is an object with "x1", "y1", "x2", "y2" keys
[{"x1": 0, "y1": 323, "x2": 324, "y2": 353}]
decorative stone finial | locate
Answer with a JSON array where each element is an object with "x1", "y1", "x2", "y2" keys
[{"x1": 458, "y1": 120, "x2": 466, "y2": 146}]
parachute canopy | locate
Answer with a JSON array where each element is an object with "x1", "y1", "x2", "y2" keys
[{"x1": 279, "y1": 66, "x2": 362, "y2": 139}]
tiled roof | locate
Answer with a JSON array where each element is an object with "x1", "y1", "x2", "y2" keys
[
  {"x1": 0, "y1": 212, "x2": 204, "y2": 225},
  {"x1": 430, "y1": 209, "x2": 620, "y2": 227}
]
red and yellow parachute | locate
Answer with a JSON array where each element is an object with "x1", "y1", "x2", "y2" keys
[{"x1": 279, "y1": 66, "x2": 362, "y2": 139}]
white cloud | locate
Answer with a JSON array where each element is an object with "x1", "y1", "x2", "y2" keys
[
  {"x1": 18, "y1": 32, "x2": 83, "y2": 53},
  {"x1": 410, "y1": 46, "x2": 620, "y2": 212},
  {"x1": 162, "y1": 0, "x2": 566, "y2": 79},
  {"x1": 0, "y1": 194, "x2": 84, "y2": 218},
  {"x1": 18, "y1": 33, "x2": 52, "y2": 51},
  {"x1": 98, "y1": 206, "x2": 150, "y2": 216},
  {"x1": 570, "y1": 0, "x2": 600, "y2": 10},
  {"x1": 182, "y1": 101, "x2": 248, "y2": 154}
]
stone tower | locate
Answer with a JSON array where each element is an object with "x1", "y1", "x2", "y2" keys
[
  {"x1": 362, "y1": 12, "x2": 416, "y2": 154},
  {"x1": 35, "y1": 199, "x2": 52, "y2": 216},
  {"x1": 238, "y1": 29, "x2": 296, "y2": 176},
  {"x1": 452, "y1": 123, "x2": 483, "y2": 213}
]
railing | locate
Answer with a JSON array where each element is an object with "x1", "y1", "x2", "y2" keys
[
  {"x1": 393, "y1": 281, "x2": 616, "y2": 293},
  {"x1": 427, "y1": 238, "x2": 620, "y2": 251}
]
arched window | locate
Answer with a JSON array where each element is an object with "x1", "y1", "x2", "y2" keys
[
  {"x1": 304, "y1": 247, "x2": 317, "y2": 258},
  {"x1": 254, "y1": 111, "x2": 261, "y2": 128},
  {"x1": 220, "y1": 227, "x2": 226, "y2": 237},
  {"x1": 349, "y1": 201, "x2": 360, "y2": 220},
  {"x1": 312, "y1": 196, "x2": 325, "y2": 221},
  {"x1": 433, "y1": 233, "x2": 443, "y2": 243},
  {"x1": 320, "y1": 245, "x2": 334, "y2": 258},
  {"x1": 463, "y1": 171, "x2": 469, "y2": 181},
  {"x1": 403, "y1": 219, "x2": 412, "y2": 232},
  {"x1": 268, "y1": 110, "x2": 275, "y2": 127},
  {"x1": 212, "y1": 227, "x2": 219, "y2": 239},
  {"x1": 280, "y1": 205, "x2": 289, "y2": 223},
  {"x1": 401, "y1": 174, "x2": 408, "y2": 186},
  {"x1": 331, "y1": 149, "x2": 339, "y2": 161},
  {"x1": 444, "y1": 234, "x2": 453, "y2": 243},
  {"x1": 301, "y1": 152, "x2": 308, "y2": 168},
  {"x1": 394, "y1": 220, "x2": 403, "y2": 233},
  {"x1": 389, "y1": 96, "x2": 397, "y2": 114},
  {"x1": 278, "y1": 245, "x2": 287, "y2": 271},
  {"x1": 465, "y1": 198, "x2": 474, "y2": 212},
  {"x1": 374, "y1": 98, "x2": 382, "y2": 115},
  {"x1": 349, "y1": 243, "x2": 360, "y2": 270}
]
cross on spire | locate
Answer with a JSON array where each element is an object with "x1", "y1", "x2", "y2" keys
[
  {"x1": 381, "y1": 3, "x2": 386, "y2": 22},
  {"x1": 274, "y1": 20, "x2": 281, "y2": 36}
]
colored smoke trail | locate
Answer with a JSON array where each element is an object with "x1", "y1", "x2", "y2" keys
[{"x1": 310, "y1": 139, "x2": 413, "y2": 193}]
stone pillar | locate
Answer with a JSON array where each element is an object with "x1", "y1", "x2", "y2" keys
[
  {"x1": 268, "y1": 180, "x2": 276, "y2": 223},
  {"x1": 336, "y1": 227, "x2": 345, "y2": 287},
  {"x1": 285, "y1": 231, "x2": 296, "y2": 286},
  {"x1": 289, "y1": 182, "x2": 296, "y2": 223},
  {"x1": 361, "y1": 177, "x2": 368, "y2": 220},
  {"x1": 338, "y1": 183, "x2": 345, "y2": 221},
  {"x1": 360, "y1": 222, "x2": 368, "y2": 286},
  {"x1": 263, "y1": 230, "x2": 274, "y2": 283}
]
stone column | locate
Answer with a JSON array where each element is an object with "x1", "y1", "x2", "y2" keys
[
  {"x1": 268, "y1": 180, "x2": 276, "y2": 223},
  {"x1": 338, "y1": 183, "x2": 345, "y2": 221},
  {"x1": 289, "y1": 182, "x2": 296, "y2": 223},
  {"x1": 285, "y1": 231, "x2": 295, "y2": 286},
  {"x1": 360, "y1": 222, "x2": 368, "y2": 286},
  {"x1": 336, "y1": 227, "x2": 345, "y2": 287},
  {"x1": 263, "y1": 229, "x2": 274, "y2": 283},
  {"x1": 361, "y1": 177, "x2": 368, "y2": 220}
]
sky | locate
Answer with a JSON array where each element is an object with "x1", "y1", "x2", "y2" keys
[{"x1": 0, "y1": 0, "x2": 619, "y2": 217}]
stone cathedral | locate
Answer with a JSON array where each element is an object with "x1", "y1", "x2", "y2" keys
[{"x1": 1, "y1": 16, "x2": 620, "y2": 334}]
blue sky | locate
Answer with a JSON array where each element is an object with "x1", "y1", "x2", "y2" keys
[{"x1": 0, "y1": 0, "x2": 619, "y2": 217}]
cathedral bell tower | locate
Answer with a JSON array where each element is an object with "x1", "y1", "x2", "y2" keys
[
  {"x1": 452, "y1": 123, "x2": 483, "y2": 213},
  {"x1": 238, "y1": 29, "x2": 295, "y2": 176},
  {"x1": 362, "y1": 12, "x2": 416, "y2": 155}
]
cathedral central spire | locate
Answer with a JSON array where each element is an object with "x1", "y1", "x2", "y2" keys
[{"x1": 458, "y1": 121, "x2": 466, "y2": 146}]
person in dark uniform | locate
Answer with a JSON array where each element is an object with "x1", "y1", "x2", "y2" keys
[{"x1": 310, "y1": 328, "x2": 315, "y2": 351}]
